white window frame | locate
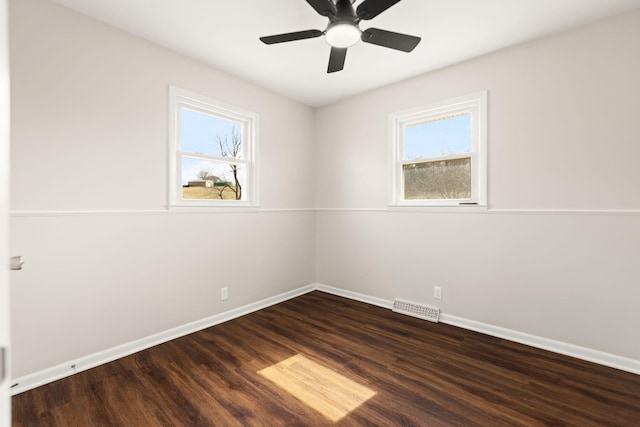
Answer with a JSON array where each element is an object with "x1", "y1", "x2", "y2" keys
[
  {"x1": 168, "y1": 86, "x2": 259, "y2": 209},
  {"x1": 388, "y1": 91, "x2": 487, "y2": 209}
]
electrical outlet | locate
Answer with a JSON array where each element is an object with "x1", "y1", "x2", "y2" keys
[
  {"x1": 221, "y1": 287, "x2": 228, "y2": 301},
  {"x1": 434, "y1": 286, "x2": 442, "y2": 300}
]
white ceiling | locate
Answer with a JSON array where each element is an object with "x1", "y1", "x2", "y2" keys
[{"x1": 50, "y1": 0, "x2": 640, "y2": 107}]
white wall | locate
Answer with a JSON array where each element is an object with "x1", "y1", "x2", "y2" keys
[
  {"x1": 9, "y1": 0, "x2": 316, "y2": 377},
  {"x1": 315, "y1": 10, "x2": 640, "y2": 361}
]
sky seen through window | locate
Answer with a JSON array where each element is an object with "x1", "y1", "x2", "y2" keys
[{"x1": 404, "y1": 113, "x2": 471, "y2": 160}]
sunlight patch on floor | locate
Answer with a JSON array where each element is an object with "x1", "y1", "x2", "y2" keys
[{"x1": 258, "y1": 354, "x2": 376, "y2": 422}]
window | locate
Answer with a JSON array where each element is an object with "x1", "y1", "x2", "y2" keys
[
  {"x1": 169, "y1": 86, "x2": 259, "y2": 208},
  {"x1": 389, "y1": 91, "x2": 487, "y2": 208}
]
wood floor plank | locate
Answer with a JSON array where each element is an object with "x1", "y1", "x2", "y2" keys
[{"x1": 12, "y1": 291, "x2": 640, "y2": 426}]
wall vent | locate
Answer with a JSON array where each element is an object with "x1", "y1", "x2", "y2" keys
[{"x1": 392, "y1": 299, "x2": 440, "y2": 323}]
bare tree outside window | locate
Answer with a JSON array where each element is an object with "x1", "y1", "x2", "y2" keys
[{"x1": 216, "y1": 125, "x2": 242, "y2": 201}]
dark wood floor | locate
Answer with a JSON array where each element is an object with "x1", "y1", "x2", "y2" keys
[{"x1": 12, "y1": 291, "x2": 640, "y2": 426}]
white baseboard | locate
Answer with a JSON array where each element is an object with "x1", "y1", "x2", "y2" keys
[
  {"x1": 439, "y1": 314, "x2": 640, "y2": 375},
  {"x1": 11, "y1": 283, "x2": 639, "y2": 395},
  {"x1": 314, "y1": 283, "x2": 393, "y2": 309},
  {"x1": 314, "y1": 284, "x2": 640, "y2": 376},
  {"x1": 10, "y1": 284, "x2": 315, "y2": 395}
]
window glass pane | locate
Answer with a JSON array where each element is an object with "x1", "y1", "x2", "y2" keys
[
  {"x1": 180, "y1": 108, "x2": 243, "y2": 159},
  {"x1": 403, "y1": 157, "x2": 471, "y2": 200},
  {"x1": 181, "y1": 158, "x2": 246, "y2": 200},
  {"x1": 404, "y1": 113, "x2": 471, "y2": 160}
]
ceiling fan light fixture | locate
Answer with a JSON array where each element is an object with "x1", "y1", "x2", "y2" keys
[
  {"x1": 325, "y1": 23, "x2": 361, "y2": 48},
  {"x1": 259, "y1": 0, "x2": 421, "y2": 73}
]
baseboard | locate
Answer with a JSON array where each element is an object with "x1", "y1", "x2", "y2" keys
[
  {"x1": 440, "y1": 314, "x2": 640, "y2": 375},
  {"x1": 314, "y1": 284, "x2": 393, "y2": 309},
  {"x1": 11, "y1": 282, "x2": 639, "y2": 395},
  {"x1": 10, "y1": 284, "x2": 315, "y2": 395},
  {"x1": 314, "y1": 284, "x2": 640, "y2": 376}
]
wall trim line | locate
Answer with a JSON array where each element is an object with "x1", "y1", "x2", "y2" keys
[
  {"x1": 10, "y1": 207, "x2": 640, "y2": 217},
  {"x1": 315, "y1": 208, "x2": 640, "y2": 216},
  {"x1": 9, "y1": 208, "x2": 315, "y2": 217},
  {"x1": 488, "y1": 208, "x2": 640, "y2": 216}
]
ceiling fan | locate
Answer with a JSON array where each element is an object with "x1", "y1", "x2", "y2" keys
[{"x1": 260, "y1": 0, "x2": 421, "y2": 73}]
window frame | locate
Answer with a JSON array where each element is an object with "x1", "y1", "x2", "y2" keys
[
  {"x1": 388, "y1": 91, "x2": 488, "y2": 209},
  {"x1": 168, "y1": 86, "x2": 259, "y2": 209}
]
